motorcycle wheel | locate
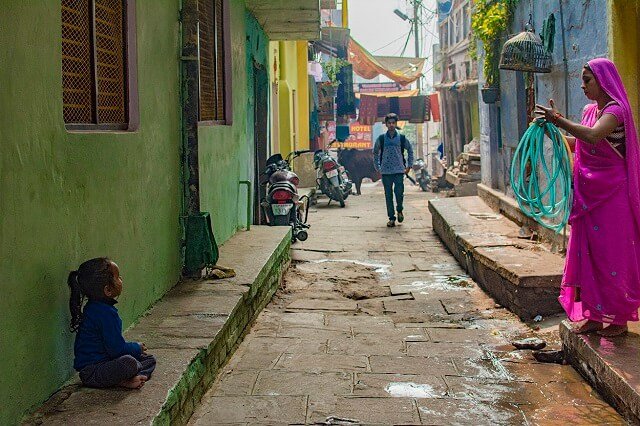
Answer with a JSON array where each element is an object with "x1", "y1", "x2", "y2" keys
[
  {"x1": 296, "y1": 230, "x2": 308, "y2": 241},
  {"x1": 341, "y1": 186, "x2": 350, "y2": 201},
  {"x1": 335, "y1": 190, "x2": 346, "y2": 208},
  {"x1": 274, "y1": 215, "x2": 289, "y2": 226},
  {"x1": 419, "y1": 180, "x2": 429, "y2": 192}
]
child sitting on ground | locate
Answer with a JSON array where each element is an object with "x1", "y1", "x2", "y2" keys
[{"x1": 68, "y1": 257, "x2": 156, "y2": 389}]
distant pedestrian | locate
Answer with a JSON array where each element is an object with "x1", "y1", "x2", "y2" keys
[
  {"x1": 68, "y1": 257, "x2": 156, "y2": 389},
  {"x1": 536, "y1": 58, "x2": 640, "y2": 337},
  {"x1": 373, "y1": 113, "x2": 414, "y2": 227}
]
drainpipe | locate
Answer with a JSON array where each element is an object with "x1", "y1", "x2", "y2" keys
[
  {"x1": 179, "y1": 0, "x2": 201, "y2": 216},
  {"x1": 558, "y1": 0, "x2": 569, "y2": 118},
  {"x1": 179, "y1": 1, "x2": 219, "y2": 276},
  {"x1": 558, "y1": 0, "x2": 569, "y2": 250}
]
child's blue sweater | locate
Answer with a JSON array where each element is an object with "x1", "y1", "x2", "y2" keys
[{"x1": 74, "y1": 299, "x2": 142, "y2": 371}]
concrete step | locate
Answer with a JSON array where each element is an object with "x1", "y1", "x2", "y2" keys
[
  {"x1": 478, "y1": 183, "x2": 568, "y2": 249},
  {"x1": 429, "y1": 196, "x2": 564, "y2": 320},
  {"x1": 26, "y1": 226, "x2": 291, "y2": 425},
  {"x1": 560, "y1": 321, "x2": 640, "y2": 423}
]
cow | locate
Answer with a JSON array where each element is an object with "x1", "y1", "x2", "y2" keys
[{"x1": 337, "y1": 148, "x2": 381, "y2": 195}]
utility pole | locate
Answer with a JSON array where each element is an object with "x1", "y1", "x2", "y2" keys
[
  {"x1": 413, "y1": 0, "x2": 424, "y2": 159},
  {"x1": 413, "y1": 0, "x2": 421, "y2": 92}
]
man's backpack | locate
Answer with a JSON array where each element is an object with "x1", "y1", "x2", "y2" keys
[{"x1": 378, "y1": 133, "x2": 407, "y2": 167}]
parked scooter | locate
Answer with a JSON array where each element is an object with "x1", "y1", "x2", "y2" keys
[
  {"x1": 412, "y1": 158, "x2": 431, "y2": 192},
  {"x1": 313, "y1": 142, "x2": 352, "y2": 207},
  {"x1": 260, "y1": 150, "x2": 311, "y2": 242}
]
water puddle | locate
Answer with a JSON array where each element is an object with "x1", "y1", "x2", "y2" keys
[{"x1": 384, "y1": 382, "x2": 438, "y2": 398}]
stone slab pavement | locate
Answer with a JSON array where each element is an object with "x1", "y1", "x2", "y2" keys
[{"x1": 189, "y1": 183, "x2": 623, "y2": 425}]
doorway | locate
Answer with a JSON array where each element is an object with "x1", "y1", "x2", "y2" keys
[{"x1": 253, "y1": 63, "x2": 269, "y2": 225}]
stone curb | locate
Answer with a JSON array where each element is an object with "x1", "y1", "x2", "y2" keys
[
  {"x1": 156, "y1": 231, "x2": 291, "y2": 425},
  {"x1": 429, "y1": 196, "x2": 564, "y2": 320},
  {"x1": 560, "y1": 320, "x2": 640, "y2": 424}
]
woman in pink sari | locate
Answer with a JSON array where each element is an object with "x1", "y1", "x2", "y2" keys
[{"x1": 535, "y1": 58, "x2": 640, "y2": 337}]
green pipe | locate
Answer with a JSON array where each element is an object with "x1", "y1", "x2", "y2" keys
[{"x1": 239, "y1": 180, "x2": 252, "y2": 231}]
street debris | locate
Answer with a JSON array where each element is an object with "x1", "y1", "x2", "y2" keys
[
  {"x1": 532, "y1": 349, "x2": 565, "y2": 364},
  {"x1": 511, "y1": 337, "x2": 547, "y2": 350},
  {"x1": 316, "y1": 416, "x2": 360, "y2": 425}
]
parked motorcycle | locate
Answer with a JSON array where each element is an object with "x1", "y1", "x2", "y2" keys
[
  {"x1": 260, "y1": 150, "x2": 311, "y2": 242},
  {"x1": 412, "y1": 158, "x2": 431, "y2": 192},
  {"x1": 313, "y1": 142, "x2": 352, "y2": 207}
]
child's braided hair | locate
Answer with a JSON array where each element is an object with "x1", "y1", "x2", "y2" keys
[{"x1": 68, "y1": 257, "x2": 115, "y2": 332}]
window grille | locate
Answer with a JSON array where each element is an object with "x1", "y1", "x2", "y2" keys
[
  {"x1": 198, "y1": 0, "x2": 226, "y2": 122},
  {"x1": 61, "y1": 0, "x2": 128, "y2": 129}
]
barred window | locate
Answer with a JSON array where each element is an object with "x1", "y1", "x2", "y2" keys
[
  {"x1": 198, "y1": 0, "x2": 230, "y2": 123},
  {"x1": 62, "y1": 0, "x2": 135, "y2": 130}
]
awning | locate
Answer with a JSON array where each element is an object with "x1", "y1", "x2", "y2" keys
[
  {"x1": 246, "y1": 0, "x2": 321, "y2": 41},
  {"x1": 355, "y1": 89, "x2": 419, "y2": 99},
  {"x1": 348, "y1": 37, "x2": 426, "y2": 86}
]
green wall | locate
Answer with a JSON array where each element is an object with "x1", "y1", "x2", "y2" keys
[
  {"x1": 198, "y1": 5, "x2": 268, "y2": 241},
  {"x1": 0, "y1": 1, "x2": 183, "y2": 423}
]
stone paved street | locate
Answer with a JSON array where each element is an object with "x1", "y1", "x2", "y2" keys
[{"x1": 189, "y1": 184, "x2": 624, "y2": 425}]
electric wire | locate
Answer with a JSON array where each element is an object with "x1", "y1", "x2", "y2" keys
[{"x1": 372, "y1": 30, "x2": 412, "y2": 53}]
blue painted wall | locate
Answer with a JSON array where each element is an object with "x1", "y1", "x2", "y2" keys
[{"x1": 479, "y1": 0, "x2": 610, "y2": 193}]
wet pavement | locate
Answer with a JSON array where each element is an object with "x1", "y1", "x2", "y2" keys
[{"x1": 189, "y1": 184, "x2": 624, "y2": 425}]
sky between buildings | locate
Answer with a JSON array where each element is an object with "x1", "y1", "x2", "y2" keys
[{"x1": 349, "y1": 0, "x2": 438, "y2": 89}]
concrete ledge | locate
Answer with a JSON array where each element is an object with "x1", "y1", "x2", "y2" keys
[
  {"x1": 560, "y1": 320, "x2": 640, "y2": 424},
  {"x1": 27, "y1": 226, "x2": 291, "y2": 426},
  {"x1": 477, "y1": 183, "x2": 568, "y2": 250},
  {"x1": 429, "y1": 196, "x2": 564, "y2": 320}
]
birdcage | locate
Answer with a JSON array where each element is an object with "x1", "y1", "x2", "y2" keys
[{"x1": 499, "y1": 24, "x2": 552, "y2": 73}]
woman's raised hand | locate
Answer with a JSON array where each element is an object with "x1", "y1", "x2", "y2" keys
[{"x1": 534, "y1": 99, "x2": 561, "y2": 123}]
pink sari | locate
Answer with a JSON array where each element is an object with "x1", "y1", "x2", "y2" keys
[{"x1": 560, "y1": 58, "x2": 640, "y2": 325}]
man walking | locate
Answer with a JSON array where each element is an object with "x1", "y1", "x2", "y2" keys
[{"x1": 373, "y1": 113, "x2": 414, "y2": 227}]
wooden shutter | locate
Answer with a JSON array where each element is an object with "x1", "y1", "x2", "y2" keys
[
  {"x1": 94, "y1": 0, "x2": 127, "y2": 124},
  {"x1": 198, "y1": 0, "x2": 216, "y2": 121},
  {"x1": 198, "y1": 0, "x2": 225, "y2": 122},
  {"x1": 62, "y1": 0, "x2": 127, "y2": 127},
  {"x1": 62, "y1": 0, "x2": 94, "y2": 123},
  {"x1": 213, "y1": 0, "x2": 225, "y2": 120}
]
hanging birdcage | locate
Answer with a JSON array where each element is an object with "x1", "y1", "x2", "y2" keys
[{"x1": 500, "y1": 24, "x2": 552, "y2": 73}]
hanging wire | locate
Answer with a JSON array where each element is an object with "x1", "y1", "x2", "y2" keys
[
  {"x1": 372, "y1": 31, "x2": 412, "y2": 53},
  {"x1": 399, "y1": 25, "x2": 414, "y2": 56}
]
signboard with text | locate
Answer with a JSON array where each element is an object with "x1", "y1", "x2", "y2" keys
[
  {"x1": 342, "y1": 123, "x2": 373, "y2": 149},
  {"x1": 355, "y1": 82, "x2": 403, "y2": 93}
]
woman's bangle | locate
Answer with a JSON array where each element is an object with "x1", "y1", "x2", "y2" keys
[{"x1": 551, "y1": 111, "x2": 563, "y2": 125}]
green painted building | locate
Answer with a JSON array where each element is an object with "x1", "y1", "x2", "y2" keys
[{"x1": 0, "y1": 1, "x2": 319, "y2": 423}]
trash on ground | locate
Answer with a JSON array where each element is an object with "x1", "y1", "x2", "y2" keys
[
  {"x1": 532, "y1": 349, "x2": 565, "y2": 364},
  {"x1": 512, "y1": 337, "x2": 547, "y2": 350}
]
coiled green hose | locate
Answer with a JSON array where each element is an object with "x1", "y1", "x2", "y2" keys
[{"x1": 510, "y1": 120, "x2": 573, "y2": 233}]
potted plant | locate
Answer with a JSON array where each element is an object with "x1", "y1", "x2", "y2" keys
[
  {"x1": 481, "y1": 85, "x2": 500, "y2": 104},
  {"x1": 470, "y1": 0, "x2": 519, "y2": 103}
]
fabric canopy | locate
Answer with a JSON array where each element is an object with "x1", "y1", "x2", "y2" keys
[
  {"x1": 355, "y1": 89, "x2": 419, "y2": 99},
  {"x1": 348, "y1": 37, "x2": 426, "y2": 86}
]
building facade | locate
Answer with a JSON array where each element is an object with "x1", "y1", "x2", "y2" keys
[
  {"x1": 478, "y1": 0, "x2": 640, "y2": 193},
  {"x1": 0, "y1": 1, "x2": 320, "y2": 423},
  {"x1": 436, "y1": 0, "x2": 480, "y2": 165}
]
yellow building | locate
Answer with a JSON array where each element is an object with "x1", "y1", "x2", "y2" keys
[
  {"x1": 268, "y1": 0, "x2": 350, "y2": 157},
  {"x1": 609, "y1": 0, "x2": 640, "y2": 126},
  {"x1": 269, "y1": 40, "x2": 311, "y2": 157}
]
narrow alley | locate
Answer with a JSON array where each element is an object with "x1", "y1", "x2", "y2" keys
[{"x1": 189, "y1": 185, "x2": 623, "y2": 425}]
